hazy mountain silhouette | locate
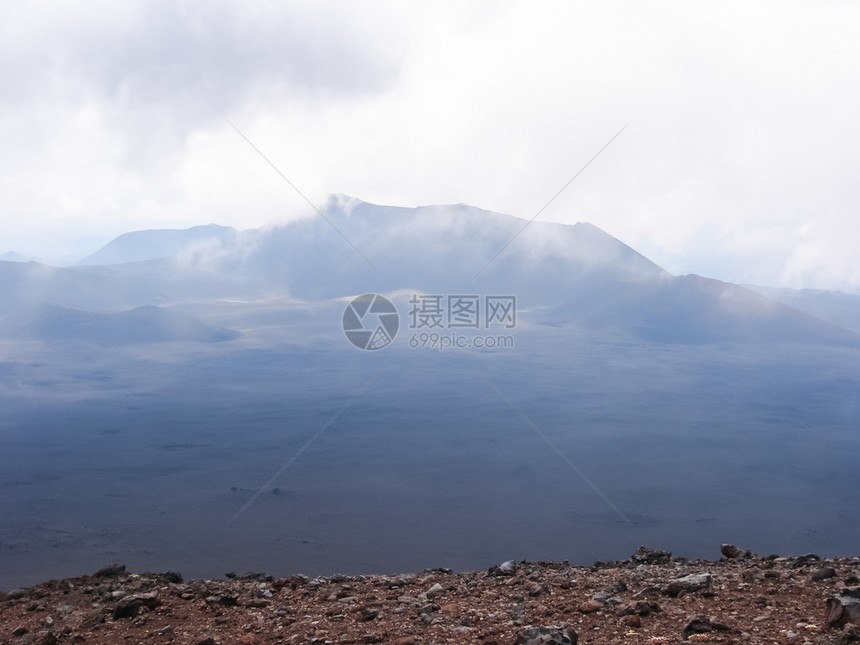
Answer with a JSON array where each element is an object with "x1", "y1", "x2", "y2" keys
[
  {"x1": 77, "y1": 224, "x2": 238, "y2": 266},
  {"x1": 745, "y1": 285, "x2": 860, "y2": 335},
  {"x1": 0, "y1": 251, "x2": 28, "y2": 262},
  {"x1": 0, "y1": 304, "x2": 239, "y2": 345},
  {"x1": 1, "y1": 196, "x2": 857, "y2": 345}
]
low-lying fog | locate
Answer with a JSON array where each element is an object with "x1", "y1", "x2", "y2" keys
[{"x1": 2, "y1": 299, "x2": 858, "y2": 588}]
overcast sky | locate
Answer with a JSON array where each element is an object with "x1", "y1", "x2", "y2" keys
[{"x1": 2, "y1": 1, "x2": 858, "y2": 291}]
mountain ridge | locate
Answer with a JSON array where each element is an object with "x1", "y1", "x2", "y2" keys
[
  {"x1": 1, "y1": 197, "x2": 857, "y2": 346},
  {"x1": 0, "y1": 304, "x2": 239, "y2": 345}
]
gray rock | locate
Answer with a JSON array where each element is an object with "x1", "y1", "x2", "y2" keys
[
  {"x1": 515, "y1": 626, "x2": 578, "y2": 645},
  {"x1": 825, "y1": 588, "x2": 860, "y2": 629},
  {"x1": 591, "y1": 590, "x2": 623, "y2": 606},
  {"x1": 792, "y1": 553, "x2": 822, "y2": 568},
  {"x1": 812, "y1": 567, "x2": 837, "y2": 581},
  {"x1": 664, "y1": 573, "x2": 712, "y2": 597},
  {"x1": 488, "y1": 560, "x2": 518, "y2": 576},
  {"x1": 720, "y1": 544, "x2": 742, "y2": 559},
  {"x1": 630, "y1": 546, "x2": 672, "y2": 565},
  {"x1": 32, "y1": 633, "x2": 58, "y2": 645},
  {"x1": 682, "y1": 616, "x2": 734, "y2": 640},
  {"x1": 112, "y1": 593, "x2": 161, "y2": 619}
]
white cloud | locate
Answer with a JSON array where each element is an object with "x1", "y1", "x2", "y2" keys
[{"x1": 1, "y1": 1, "x2": 858, "y2": 292}]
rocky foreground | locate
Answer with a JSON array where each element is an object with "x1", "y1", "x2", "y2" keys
[{"x1": 1, "y1": 546, "x2": 859, "y2": 645}]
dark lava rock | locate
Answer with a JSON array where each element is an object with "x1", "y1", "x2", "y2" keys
[
  {"x1": 826, "y1": 588, "x2": 860, "y2": 629},
  {"x1": 720, "y1": 544, "x2": 743, "y2": 559},
  {"x1": 155, "y1": 571, "x2": 184, "y2": 584},
  {"x1": 792, "y1": 553, "x2": 822, "y2": 568},
  {"x1": 827, "y1": 625, "x2": 860, "y2": 645},
  {"x1": 112, "y1": 593, "x2": 161, "y2": 619},
  {"x1": 616, "y1": 600, "x2": 660, "y2": 617},
  {"x1": 630, "y1": 546, "x2": 672, "y2": 565},
  {"x1": 812, "y1": 567, "x2": 837, "y2": 581},
  {"x1": 205, "y1": 594, "x2": 239, "y2": 607},
  {"x1": 288, "y1": 574, "x2": 309, "y2": 589},
  {"x1": 79, "y1": 609, "x2": 105, "y2": 629},
  {"x1": 682, "y1": 616, "x2": 734, "y2": 640},
  {"x1": 94, "y1": 563, "x2": 126, "y2": 578},
  {"x1": 515, "y1": 626, "x2": 578, "y2": 645}
]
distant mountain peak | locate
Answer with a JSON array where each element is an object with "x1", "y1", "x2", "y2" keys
[
  {"x1": 77, "y1": 224, "x2": 238, "y2": 266},
  {"x1": 0, "y1": 251, "x2": 28, "y2": 262}
]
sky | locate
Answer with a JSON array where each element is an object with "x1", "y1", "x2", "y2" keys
[{"x1": 1, "y1": 1, "x2": 859, "y2": 292}]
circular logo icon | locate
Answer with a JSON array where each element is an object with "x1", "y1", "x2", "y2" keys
[{"x1": 342, "y1": 294, "x2": 399, "y2": 350}]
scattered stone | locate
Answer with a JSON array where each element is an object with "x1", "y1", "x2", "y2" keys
[
  {"x1": 94, "y1": 563, "x2": 126, "y2": 578},
  {"x1": 812, "y1": 567, "x2": 837, "y2": 581},
  {"x1": 154, "y1": 571, "x2": 183, "y2": 584},
  {"x1": 825, "y1": 588, "x2": 860, "y2": 629},
  {"x1": 664, "y1": 573, "x2": 712, "y2": 597},
  {"x1": 792, "y1": 554, "x2": 822, "y2": 568},
  {"x1": 79, "y1": 609, "x2": 105, "y2": 629},
  {"x1": 112, "y1": 593, "x2": 161, "y2": 619},
  {"x1": 681, "y1": 616, "x2": 734, "y2": 640},
  {"x1": 515, "y1": 626, "x2": 578, "y2": 645},
  {"x1": 632, "y1": 585, "x2": 662, "y2": 599},
  {"x1": 620, "y1": 614, "x2": 641, "y2": 627},
  {"x1": 577, "y1": 600, "x2": 601, "y2": 613},
  {"x1": 591, "y1": 590, "x2": 623, "y2": 606},
  {"x1": 720, "y1": 544, "x2": 743, "y2": 559},
  {"x1": 0, "y1": 555, "x2": 853, "y2": 643},
  {"x1": 205, "y1": 594, "x2": 239, "y2": 607},
  {"x1": 528, "y1": 583, "x2": 547, "y2": 597},
  {"x1": 616, "y1": 600, "x2": 660, "y2": 617},
  {"x1": 631, "y1": 546, "x2": 672, "y2": 565},
  {"x1": 488, "y1": 560, "x2": 518, "y2": 576},
  {"x1": 824, "y1": 624, "x2": 860, "y2": 645},
  {"x1": 5, "y1": 589, "x2": 28, "y2": 600},
  {"x1": 288, "y1": 574, "x2": 309, "y2": 589}
]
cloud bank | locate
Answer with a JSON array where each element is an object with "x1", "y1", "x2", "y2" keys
[{"x1": 1, "y1": 1, "x2": 858, "y2": 292}]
